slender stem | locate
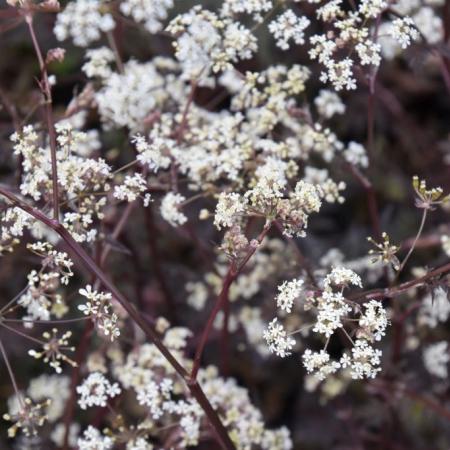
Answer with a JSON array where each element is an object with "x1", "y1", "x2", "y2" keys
[
  {"x1": 106, "y1": 30, "x2": 124, "y2": 73},
  {"x1": 398, "y1": 209, "x2": 428, "y2": 274},
  {"x1": 288, "y1": 323, "x2": 314, "y2": 336},
  {"x1": 190, "y1": 222, "x2": 272, "y2": 381},
  {"x1": 190, "y1": 266, "x2": 234, "y2": 381},
  {"x1": 2, "y1": 317, "x2": 90, "y2": 325},
  {"x1": 62, "y1": 321, "x2": 94, "y2": 450},
  {"x1": 0, "y1": 186, "x2": 235, "y2": 450},
  {"x1": 112, "y1": 159, "x2": 138, "y2": 175},
  {"x1": 144, "y1": 205, "x2": 177, "y2": 321},
  {"x1": 0, "y1": 338, "x2": 23, "y2": 406},
  {"x1": 221, "y1": 293, "x2": 230, "y2": 376},
  {"x1": 24, "y1": 13, "x2": 60, "y2": 221},
  {"x1": 350, "y1": 259, "x2": 450, "y2": 302},
  {"x1": 346, "y1": 162, "x2": 382, "y2": 240},
  {"x1": 0, "y1": 285, "x2": 29, "y2": 316},
  {"x1": 341, "y1": 327, "x2": 355, "y2": 346},
  {"x1": 274, "y1": 220, "x2": 317, "y2": 286},
  {"x1": 0, "y1": 322, "x2": 45, "y2": 345},
  {"x1": 100, "y1": 201, "x2": 136, "y2": 266},
  {"x1": 176, "y1": 79, "x2": 198, "y2": 143}
]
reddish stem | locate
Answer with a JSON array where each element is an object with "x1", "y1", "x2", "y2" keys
[
  {"x1": 190, "y1": 223, "x2": 271, "y2": 381},
  {"x1": 0, "y1": 186, "x2": 235, "y2": 450},
  {"x1": 345, "y1": 162, "x2": 382, "y2": 240},
  {"x1": 24, "y1": 12, "x2": 60, "y2": 222}
]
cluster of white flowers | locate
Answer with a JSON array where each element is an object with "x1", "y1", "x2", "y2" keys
[
  {"x1": 54, "y1": 0, "x2": 115, "y2": 47},
  {"x1": 269, "y1": 9, "x2": 310, "y2": 50},
  {"x1": 214, "y1": 192, "x2": 246, "y2": 230},
  {"x1": 133, "y1": 131, "x2": 172, "y2": 173},
  {"x1": 77, "y1": 372, "x2": 121, "y2": 409},
  {"x1": 95, "y1": 59, "x2": 183, "y2": 130},
  {"x1": 6, "y1": 375, "x2": 71, "y2": 439},
  {"x1": 82, "y1": 47, "x2": 115, "y2": 79},
  {"x1": 15, "y1": 243, "x2": 74, "y2": 323},
  {"x1": 70, "y1": 324, "x2": 294, "y2": 449},
  {"x1": 389, "y1": 17, "x2": 420, "y2": 49},
  {"x1": 120, "y1": 0, "x2": 174, "y2": 33},
  {"x1": 423, "y1": 341, "x2": 450, "y2": 378},
  {"x1": 314, "y1": 89, "x2": 346, "y2": 119},
  {"x1": 275, "y1": 278, "x2": 304, "y2": 313},
  {"x1": 265, "y1": 267, "x2": 388, "y2": 380},
  {"x1": 1, "y1": 0, "x2": 446, "y2": 445},
  {"x1": 418, "y1": 287, "x2": 450, "y2": 328},
  {"x1": 221, "y1": 0, "x2": 273, "y2": 23},
  {"x1": 113, "y1": 173, "x2": 148, "y2": 203},
  {"x1": 78, "y1": 285, "x2": 120, "y2": 341},
  {"x1": 167, "y1": 6, "x2": 257, "y2": 85},
  {"x1": 28, "y1": 329, "x2": 76, "y2": 374},
  {"x1": 160, "y1": 192, "x2": 187, "y2": 227},
  {"x1": 305, "y1": 1, "x2": 419, "y2": 90},
  {"x1": 263, "y1": 318, "x2": 296, "y2": 358},
  {"x1": 78, "y1": 425, "x2": 114, "y2": 450},
  {"x1": 10, "y1": 124, "x2": 111, "y2": 243}
]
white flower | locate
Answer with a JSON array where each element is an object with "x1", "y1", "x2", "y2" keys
[
  {"x1": 167, "y1": 7, "x2": 257, "y2": 84},
  {"x1": 133, "y1": 133, "x2": 172, "y2": 173},
  {"x1": 342, "y1": 339, "x2": 382, "y2": 379},
  {"x1": 314, "y1": 89, "x2": 345, "y2": 119},
  {"x1": 321, "y1": 58, "x2": 357, "y2": 91},
  {"x1": 214, "y1": 192, "x2": 246, "y2": 230},
  {"x1": 160, "y1": 192, "x2": 187, "y2": 226},
  {"x1": 78, "y1": 426, "x2": 114, "y2": 450},
  {"x1": 77, "y1": 372, "x2": 121, "y2": 410},
  {"x1": 302, "y1": 349, "x2": 341, "y2": 380},
  {"x1": 355, "y1": 41, "x2": 382, "y2": 66},
  {"x1": 423, "y1": 341, "x2": 449, "y2": 379},
  {"x1": 263, "y1": 318, "x2": 296, "y2": 358},
  {"x1": 95, "y1": 60, "x2": 173, "y2": 130},
  {"x1": 120, "y1": 0, "x2": 174, "y2": 33},
  {"x1": 418, "y1": 287, "x2": 450, "y2": 328},
  {"x1": 313, "y1": 291, "x2": 352, "y2": 338},
  {"x1": 358, "y1": 300, "x2": 388, "y2": 341},
  {"x1": 413, "y1": 6, "x2": 443, "y2": 44},
  {"x1": 82, "y1": 47, "x2": 115, "y2": 79},
  {"x1": 269, "y1": 10, "x2": 310, "y2": 50},
  {"x1": 78, "y1": 286, "x2": 120, "y2": 341},
  {"x1": 324, "y1": 267, "x2": 362, "y2": 290},
  {"x1": 113, "y1": 173, "x2": 147, "y2": 202},
  {"x1": 54, "y1": 0, "x2": 115, "y2": 47},
  {"x1": 358, "y1": 0, "x2": 387, "y2": 18},
  {"x1": 388, "y1": 17, "x2": 419, "y2": 49},
  {"x1": 136, "y1": 380, "x2": 165, "y2": 419},
  {"x1": 275, "y1": 278, "x2": 304, "y2": 313},
  {"x1": 343, "y1": 142, "x2": 369, "y2": 168}
]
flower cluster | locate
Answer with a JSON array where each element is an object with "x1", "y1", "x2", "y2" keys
[
  {"x1": 71, "y1": 323, "x2": 294, "y2": 450},
  {"x1": 28, "y1": 329, "x2": 77, "y2": 374},
  {"x1": 77, "y1": 372, "x2": 121, "y2": 409},
  {"x1": 78, "y1": 285, "x2": 120, "y2": 341},
  {"x1": 10, "y1": 124, "x2": 111, "y2": 243},
  {"x1": 265, "y1": 267, "x2": 388, "y2": 380},
  {"x1": 167, "y1": 6, "x2": 258, "y2": 85},
  {"x1": 54, "y1": 0, "x2": 115, "y2": 47}
]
